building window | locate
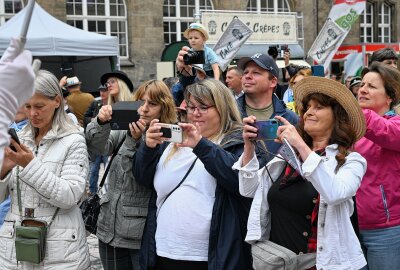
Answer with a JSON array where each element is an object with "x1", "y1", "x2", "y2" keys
[
  {"x1": 378, "y1": 2, "x2": 391, "y2": 43},
  {"x1": 0, "y1": 0, "x2": 23, "y2": 25},
  {"x1": 360, "y1": 2, "x2": 373, "y2": 43},
  {"x1": 66, "y1": 0, "x2": 128, "y2": 57},
  {"x1": 360, "y1": 1, "x2": 393, "y2": 43},
  {"x1": 163, "y1": 0, "x2": 214, "y2": 45},
  {"x1": 247, "y1": 0, "x2": 290, "y2": 13}
]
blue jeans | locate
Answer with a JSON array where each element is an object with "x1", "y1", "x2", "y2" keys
[
  {"x1": 0, "y1": 196, "x2": 11, "y2": 226},
  {"x1": 360, "y1": 225, "x2": 400, "y2": 270},
  {"x1": 98, "y1": 240, "x2": 139, "y2": 270},
  {"x1": 89, "y1": 154, "x2": 108, "y2": 194}
]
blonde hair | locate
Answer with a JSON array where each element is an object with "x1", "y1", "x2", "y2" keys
[
  {"x1": 108, "y1": 77, "x2": 132, "y2": 104},
  {"x1": 289, "y1": 68, "x2": 312, "y2": 88},
  {"x1": 184, "y1": 79, "x2": 243, "y2": 143},
  {"x1": 165, "y1": 79, "x2": 242, "y2": 163},
  {"x1": 132, "y1": 80, "x2": 177, "y2": 124}
]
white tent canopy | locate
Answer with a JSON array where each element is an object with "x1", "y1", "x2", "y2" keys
[{"x1": 0, "y1": 3, "x2": 119, "y2": 57}]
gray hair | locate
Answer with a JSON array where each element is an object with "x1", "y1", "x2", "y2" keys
[{"x1": 28, "y1": 70, "x2": 77, "y2": 135}]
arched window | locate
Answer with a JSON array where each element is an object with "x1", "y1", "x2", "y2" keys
[
  {"x1": 247, "y1": 0, "x2": 290, "y2": 12},
  {"x1": 0, "y1": 0, "x2": 23, "y2": 25},
  {"x1": 163, "y1": 0, "x2": 214, "y2": 45},
  {"x1": 66, "y1": 0, "x2": 128, "y2": 57}
]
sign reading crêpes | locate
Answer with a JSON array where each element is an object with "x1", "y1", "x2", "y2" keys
[{"x1": 202, "y1": 12, "x2": 298, "y2": 44}]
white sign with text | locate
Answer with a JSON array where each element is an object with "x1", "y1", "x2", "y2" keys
[{"x1": 202, "y1": 12, "x2": 297, "y2": 44}]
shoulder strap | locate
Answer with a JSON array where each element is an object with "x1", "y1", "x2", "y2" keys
[
  {"x1": 157, "y1": 157, "x2": 198, "y2": 216},
  {"x1": 97, "y1": 135, "x2": 126, "y2": 190},
  {"x1": 351, "y1": 196, "x2": 360, "y2": 238},
  {"x1": 16, "y1": 166, "x2": 60, "y2": 225}
]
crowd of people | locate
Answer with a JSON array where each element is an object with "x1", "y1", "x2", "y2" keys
[{"x1": 0, "y1": 23, "x2": 399, "y2": 270}]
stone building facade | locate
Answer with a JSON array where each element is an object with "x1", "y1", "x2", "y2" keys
[{"x1": 9, "y1": 0, "x2": 400, "y2": 86}]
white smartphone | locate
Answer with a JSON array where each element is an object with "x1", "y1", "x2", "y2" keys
[{"x1": 156, "y1": 123, "x2": 183, "y2": 143}]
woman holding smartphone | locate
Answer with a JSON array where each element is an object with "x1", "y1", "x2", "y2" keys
[
  {"x1": 86, "y1": 79, "x2": 177, "y2": 269},
  {"x1": 0, "y1": 70, "x2": 90, "y2": 269},
  {"x1": 134, "y1": 79, "x2": 253, "y2": 270},
  {"x1": 234, "y1": 77, "x2": 367, "y2": 270}
]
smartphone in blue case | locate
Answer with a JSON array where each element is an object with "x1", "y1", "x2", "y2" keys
[{"x1": 253, "y1": 119, "x2": 279, "y2": 140}]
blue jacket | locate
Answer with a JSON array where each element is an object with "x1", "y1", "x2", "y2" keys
[
  {"x1": 134, "y1": 132, "x2": 253, "y2": 270},
  {"x1": 236, "y1": 94, "x2": 299, "y2": 163}
]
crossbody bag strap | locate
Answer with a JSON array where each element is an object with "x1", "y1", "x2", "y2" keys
[
  {"x1": 157, "y1": 157, "x2": 198, "y2": 217},
  {"x1": 16, "y1": 166, "x2": 60, "y2": 224},
  {"x1": 97, "y1": 135, "x2": 126, "y2": 191}
]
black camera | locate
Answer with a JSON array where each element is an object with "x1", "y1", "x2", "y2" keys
[{"x1": 183, "y1": 50, "x2": 205, "y2": 65}]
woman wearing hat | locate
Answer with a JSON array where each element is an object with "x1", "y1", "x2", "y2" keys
[
  {"x1": 354, "y1": 63, "x2": 400, "y2": 270},
  {"x1": 233, "y1": 77, "x2": 367, "y2": 270},
  {"x1": 100, "y1": 70, "x2": 134, "y2": 105}
]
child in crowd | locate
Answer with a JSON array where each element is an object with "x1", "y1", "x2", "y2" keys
[{"x1": 183, "y1": 22, "x2": 220, "y2": 80}]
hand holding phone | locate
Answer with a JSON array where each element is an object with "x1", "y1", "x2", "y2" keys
[
  {"x1": 8, "y1": 128, "x2": 21, "y2": 152},
  {"x1": 110, "y1": 101, "x2": 144, "y2": 130},
  {"x1": 251, "y1": 119, "x2": 279, "y2": 140},
  {"x1": 156, "y1": 123, "x2": 183, "y2": 143},
  {"x1": 280, "y1": 44, "x2": 289, "y2": 58}
]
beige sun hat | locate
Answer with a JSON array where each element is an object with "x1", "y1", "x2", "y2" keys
[
  {"x1": 293, "y1": 76, "x2": 366, "y2": 141},
  {"x1": 183, "y1": 23, "x2": 209, "y2": 41}
]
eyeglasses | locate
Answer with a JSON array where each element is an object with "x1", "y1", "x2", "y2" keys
[
  {"x1": 105, "y1": 79, "x2": 117, "y2": 87},
  {"x1": 186, "y1": 105, "x2": 214, "y2": 114}
]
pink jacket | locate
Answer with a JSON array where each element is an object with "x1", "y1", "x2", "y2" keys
[{"x1": 355, "y1": 109, "x2": 400, "y2": 230}]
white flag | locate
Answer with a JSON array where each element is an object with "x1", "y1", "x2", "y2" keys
[
  {"x1": 212, "y1": 17, "x2": 253, "y2": 72},
  {"x1": 308, "y1": 0, "x2": 366, "y2": 72},
  {"x1": 344, "y1": 52, "x2": 364, "y2": 77},
  {"x1": 308, "y1": 19, "x2": 346, "y2": 67}
]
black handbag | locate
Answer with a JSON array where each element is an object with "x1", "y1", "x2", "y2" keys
[{"x1": 80, "y1": 136, "x2": 125, "y2": 234}]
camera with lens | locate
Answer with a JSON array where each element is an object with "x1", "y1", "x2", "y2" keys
[{"x1": 183, "y1": 50, "x2": 205, "y2": 65}]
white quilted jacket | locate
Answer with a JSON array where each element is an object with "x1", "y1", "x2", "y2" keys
[{"x1": 0, "y1": 124, "x2": 90, "y2": 269}]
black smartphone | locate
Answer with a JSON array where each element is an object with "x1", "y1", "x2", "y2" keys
[
  {"x1": 110, "y1": 101, "x2": 145, "y2": 130},
  {"x1": 8, "y1": 128, "x2": 21, "y2": 151},
  {"x1": 252, "y1": 119, "x2": 279, "y2": 140}
]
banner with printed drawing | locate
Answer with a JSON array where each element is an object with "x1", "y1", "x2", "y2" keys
[
  {"x1": 308, "y1": 0, "x2": 366, "y2": 72},
  {"x1": 212, "y1": 17, "x2": 253, "y2": 72}
]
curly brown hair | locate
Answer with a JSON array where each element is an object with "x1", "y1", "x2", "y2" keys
[{"x1": 298, "y1": 93, "x2": 357, "y2": 172}]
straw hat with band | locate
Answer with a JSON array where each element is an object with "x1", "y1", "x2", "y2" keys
[
  {"x1": 183, "y1": 23, "x2": 209, "y2": 41},
  {"x1": 293, "y1": 76, "x2": 366, "y2": 141}
]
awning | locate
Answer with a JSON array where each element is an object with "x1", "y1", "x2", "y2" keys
[{"x1": 161, "y1": 41, "x2": 189, "y2": 61}]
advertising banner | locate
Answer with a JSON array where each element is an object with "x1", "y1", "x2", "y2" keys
[{"x1": 202, "y1": 12, "x2": 297, "y2": 44}]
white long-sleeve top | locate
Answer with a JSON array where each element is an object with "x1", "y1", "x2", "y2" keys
[{"x1": 232, "y1": 144, "x2": 367, "y2": 270}]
